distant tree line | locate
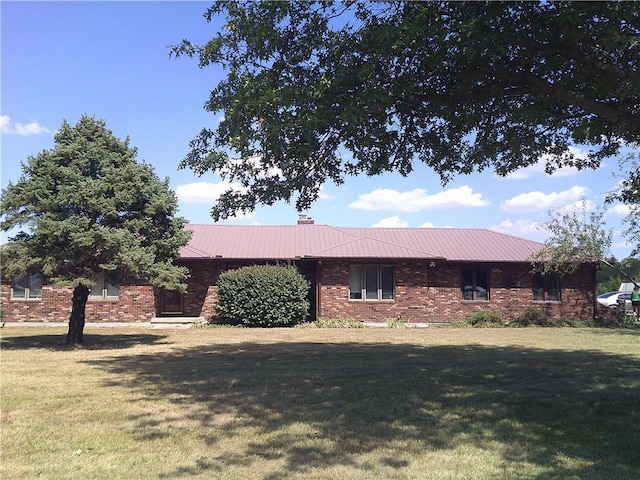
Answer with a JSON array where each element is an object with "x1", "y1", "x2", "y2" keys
[{"x1": 597, "y1": 257, "x2": 640, "y2": 294}]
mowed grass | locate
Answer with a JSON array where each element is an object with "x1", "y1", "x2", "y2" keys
[{"x1": 1, "y1": 326, "x2": 639, "y2": 480}]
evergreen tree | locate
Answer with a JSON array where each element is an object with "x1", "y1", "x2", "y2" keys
[{"x1": 1, "y1": 116, "x2": 191, "y2": 344}]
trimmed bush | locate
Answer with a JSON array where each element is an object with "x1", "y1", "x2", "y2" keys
[{"x1": 215, "y1": 264, "x2": 310, "y2": 327}]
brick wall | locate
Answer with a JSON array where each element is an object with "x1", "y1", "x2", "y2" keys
[
  {"x1": 0, "y1": 283, "x2": 156, "y2": 323},
  {"x1": 179, "y1": 260, "x2": 225, "y2": 319},
  {"x1": 0, "y1": 259, "x2": 596, "y2": 324},
  {"x1": 317, "y1": 260, "x2": 595, "y2": 324}
]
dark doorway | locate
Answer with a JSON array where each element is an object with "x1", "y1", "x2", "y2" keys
[
  {"x1": 297, "y1": 260, "x2": 318, "y2": 322},
  {"x1": 160, "y1": 289, "x2": 183, "y2": 315}
]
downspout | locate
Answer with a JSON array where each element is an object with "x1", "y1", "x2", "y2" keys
[{"x1": 316, "y1": 260, "x2": 322, "y2": 320}]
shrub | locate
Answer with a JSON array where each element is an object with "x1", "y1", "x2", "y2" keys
[
  {"x1": 386, "y1": 317, "x2": 407, "y2": 328},
  {"x1": 215, "y1": 264, "x2": 310, "y2": 327},
  {"x1": 511, "y1": 307, "x2": 549, "y2": 327},
  {"x1": 465, "y1": 310, "x2": 505, "y2": 327},
  {"x1": 299, "y1": 317, "x2": 365, "y2": 328}
]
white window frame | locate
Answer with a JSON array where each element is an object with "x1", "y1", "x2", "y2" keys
[
  {"x1": 11, "y1": 273, "x2": 43, "y2": 300},
  {"x1": 349, "y1": 264, "x2": 394, "y2": 301},
  {"x1": 89, "y1": 271, "x2": 119, "y2": 300}
]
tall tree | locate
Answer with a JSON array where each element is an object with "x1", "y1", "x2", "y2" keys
[
  {"x1": 529, "y1": 202, "x2": 613, "y2": 277},
  {"x1": 1, "y1": 116, "x2": 191, "y2": 344},
  {"x1": 607, "y1": 153, "x2": 640, "y2": 256},
  {"x1": 172, "y1": 1, "x2": 640, "y2": 220}
]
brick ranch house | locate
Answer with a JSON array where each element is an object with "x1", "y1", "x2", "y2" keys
[{"x1": 1, "y1": 217, "x2": 598, "y2": 324}]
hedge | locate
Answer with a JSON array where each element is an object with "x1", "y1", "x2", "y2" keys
[{"x1": 215, "y1": 264, "x2": 310, "y2": 327}]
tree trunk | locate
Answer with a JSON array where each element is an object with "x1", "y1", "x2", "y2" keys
[{"x1": 66, "y1": 285, "x2": 90, "y2": 344}]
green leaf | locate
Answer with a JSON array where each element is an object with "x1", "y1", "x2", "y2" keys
[{"x1": 173, "y1": 1, "x2": 640, "y2": 219}]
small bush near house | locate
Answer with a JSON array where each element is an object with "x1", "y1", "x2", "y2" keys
[
  {"x1": 510, "y1": 307, "x2": 550, "y2": 327},
  {"x1": 300, "y1": 317, "x2": 365, "y2": 328},
  {"x1": 464, "y1": 310, "x2": 505, "y2": 327},
  {"x1": 216, "y1": 264, "x2": 310, "y2": 327},
  {"x1": 386, "y1": 317, "x2": 407, "y2": 328}
]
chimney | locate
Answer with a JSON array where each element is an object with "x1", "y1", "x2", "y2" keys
[{"x1": 297, "y1": 214, "x2": 314, "y2": 225}]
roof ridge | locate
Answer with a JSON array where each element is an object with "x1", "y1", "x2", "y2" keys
[
  {"x1": 318, "y1": 226, "x2": 444, "y2": 258},
  {"x1": 309, "y1": 236, "x2": 370, "y2": 256},
  {"x1": 306, "y1": 225, "x2": 370, "y2": 256},
  {"x1": 476, "y1": 227, "x2": 544, "y2": 245},
  {"x1": 357, "y1": 234, "x2": 444, "y2": 258}
]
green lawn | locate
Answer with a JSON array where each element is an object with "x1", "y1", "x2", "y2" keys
[{"x1": 1, "y1": 326, "x2": 639, "y2": 479}]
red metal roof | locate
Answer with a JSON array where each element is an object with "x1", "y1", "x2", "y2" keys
[{"x1": 180, "y1": 224, "x2": 543, "y2": 262}]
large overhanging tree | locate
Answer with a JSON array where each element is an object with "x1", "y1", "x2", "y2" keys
[
  {"x1": 607, "y1": 153, "x2": 640, "y2": 257},
  {"x1": 0, "y1": 116, "x2": 192, "y2": 344},
  {"x1": 172, "y1": 0, "x2": 640, "y2": 220}
]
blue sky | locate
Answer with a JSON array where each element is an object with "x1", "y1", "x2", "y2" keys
[{"x1": 1, "y1": 1, "x2": 635, "y2": 259}]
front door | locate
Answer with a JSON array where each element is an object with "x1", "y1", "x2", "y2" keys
[{"x1": 161, "y1": 289, "x2": 183, "y2": 314}]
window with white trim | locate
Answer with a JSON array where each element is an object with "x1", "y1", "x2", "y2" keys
[
  {"x1": 532, "y1": 272, "x2": 560, "y2": 301},
  {"x1": 349, "y1": 265, "x2": 394, "y2": 300},
  {"x1": 11, "y1": 273, "x2": 43, "y2": 299},
  {"x1": 89, "y1": 272, "x2": 119, "y2": 300}
]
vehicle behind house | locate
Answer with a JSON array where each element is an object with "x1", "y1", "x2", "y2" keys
[
  {"x1": 597, "y1": 291, "x2": 623, "y2": 309},
  {"x1": 616, "y1": 282, "x2": 638, "y2": 312},
  {"x1": 616, "y1": 292, "x2": 633, "y2": 312},
  {"x1": 598, "y1": 283, "x2": 638, "y2": 312},
  {"x1": 619, "y1": 282, "x2": 636, "y2": 293}
]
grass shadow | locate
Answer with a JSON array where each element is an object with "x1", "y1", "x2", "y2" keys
[
  {"x1": 0, "y1": 332, "x2": 170, "y2": 351},
  {"x1": 85, "y1": 340, "x2": 640, "y2": 479}
]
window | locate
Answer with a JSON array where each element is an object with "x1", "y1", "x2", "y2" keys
[
  {"x1": 349, "y1": 265, "x2": 394, "y2": 300},
  {"x1": 89, "y1": 272, "x2": 119, "y2": 300},
  {"x1": 461, "y1": 268, "x2": 489, "y2": 300},
  {"x1": 11, "y1": 273, "x2": 42, "y2": 299},
  {"x1": 532, "y1": 273, "x2": 560, "y2": 301}
]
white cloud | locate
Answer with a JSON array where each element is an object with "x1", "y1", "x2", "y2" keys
[
  {"x1": 1, "y1": 115, "x2": 50, "y2": 136},
  {"x1": 318, "y1": 185, "x2": 335, "y2": 200},
  {"x1": 505, "y1": 146, "x2": 591, "y2": 180},
  {"x1": 505, "y1": 162, "x2": 578, "y2": 180},
  {"x1": 176, "y1": 181, "x2": 242, "y2": 203},
  {"x1": 555, "y1": 199, "x2": 597, "y2": 215},
  {"x1": 501, "y1": 186, "x2": 589, "y2": 213},
  {"x1": 176, "y1": 181, "x2": 256, "y2": 221},
  {"x1": 349, "y1": 185, "x2": 489, "y2": 212},
  {"x1": 371, "y1": 215, "x2": 409, "y2": 228},
  {"x1": 419, "y1": 221, "x2": 435, "y2": 228},
  {"x1": 606, "y1": 203, "x2": 631, "y2": 217},
  {"x1": 491, "y1": 219, "x2": 546, "y2": 236},
  {"x1": 612, "y1": 237, "x2": 635, "y2": 258}
]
